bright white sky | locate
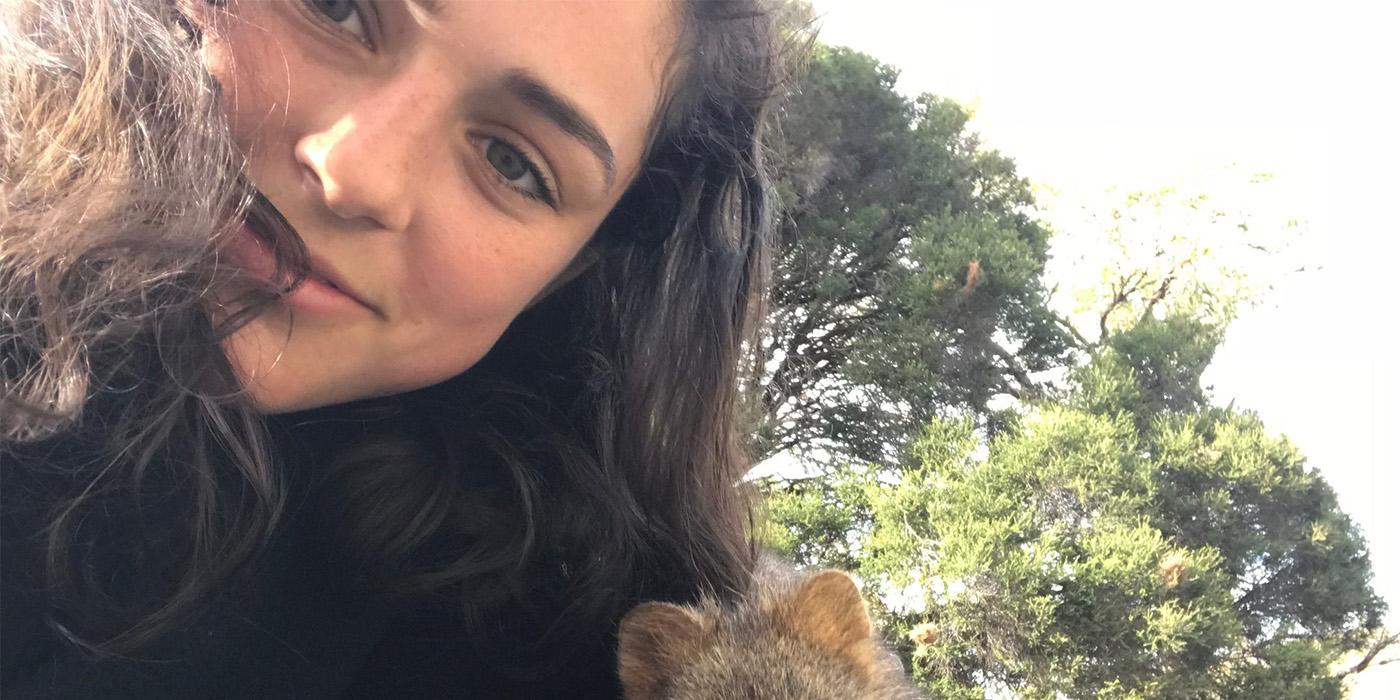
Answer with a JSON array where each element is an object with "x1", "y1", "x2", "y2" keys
[{"x1": 812, "y1": 0, "x2": 1399, "y2": 676}]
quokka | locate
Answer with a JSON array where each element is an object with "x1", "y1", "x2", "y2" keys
[{"x1": 617, "y1": 562, "x2": 924, "y2": 699}]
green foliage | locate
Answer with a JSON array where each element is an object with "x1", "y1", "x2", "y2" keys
[
  {"x1": 761, "y1": 353, "x2": 1386, "y2": 697},
  {"x1": 1220, "y1": 640, "x2": 1345, "y2": 700},
  {"x1": 756, "y1": 45, "x2": 1070, "y2": 464},
  {"x1": 760, "y1": 465, "x2": 874, "y2": 572},
  {"x1": 1104, "y1": 315, "x2": 1222, "y2": 415},
  {"x1": 1053, "y1": 185, "x2": 1288, "y2": 346},
  {"x1": 758, "y1": 29, "x2": 1386, "y2": 700},
  {"x1": 756, "y1": 44, "x2": 1291, "y2": 467},
  {"x1": 1148, "y1": 410, "x2": 1385, "y2": 646}
]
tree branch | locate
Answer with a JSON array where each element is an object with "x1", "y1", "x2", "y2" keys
[
  {"x1": 1138, "y1": 272, "x2": 1177, "y2": 325},
  {"x1": 1055, "y1": 315, "x2": 1094, "y2": 352},
  {"x1": 987, "y1": 342, "x2": 1039, "y2": 398},
  {"x1": 1338, "y1": 630, "x2": 1400, "y2": 679},
  {"x1": 751, "y1": 474, "x2": 828, "y2": 489},
  {"x1": 1232, "y1": 561, "x2": 1293, "y2": 620}
]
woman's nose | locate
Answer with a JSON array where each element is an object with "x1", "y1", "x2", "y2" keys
[{"x1": 294, "y1": 83, "x2": 437, "y2": 233}]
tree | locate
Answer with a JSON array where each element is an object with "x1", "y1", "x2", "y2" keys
[
  {"x1": 764, "y1": 338, "x2": 1387, "y2": 698},
  {"x1": 765, "y1": 352, "x2": 1387, "y2": 697},
  {"x1": 754, "y1": 45, "x2": 1070, "y2": 465},
  {"x1": 758, "y1": 35, "x2": 1389, "y2": 697}
]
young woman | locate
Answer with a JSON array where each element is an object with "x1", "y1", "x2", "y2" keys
[{"x1": 1, "y1": 0, "x2": 779, "y2": 696}]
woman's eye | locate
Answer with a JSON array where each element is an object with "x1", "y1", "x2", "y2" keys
[
  {"x1": 480, "y1": 138, "x2": 557, "y2": 207},
  {"x1": 304, "y1": 0, "x2": 372, "y2": 47}
]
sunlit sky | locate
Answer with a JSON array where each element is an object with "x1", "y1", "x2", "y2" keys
[{"x1": 811, "y1": 0, "x2": 1399, "y2": 668}]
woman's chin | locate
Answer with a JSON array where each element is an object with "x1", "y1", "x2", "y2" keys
[{"x1": 220, "y1": 321, "x2": 336, "y2": 415}]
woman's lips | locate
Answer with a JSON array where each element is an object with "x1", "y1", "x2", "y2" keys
[{"x1": 230, "y1": 221, "x2": 374, "y2": 316}]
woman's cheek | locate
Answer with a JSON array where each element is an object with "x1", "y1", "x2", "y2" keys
[
  {"x1": 199, "y1": 11, "x2": 293, "y2": 146},
  {"x1": 406, "y1": 226, "x2": 556, "y2": 322},
  {"x1": 390, "y1": 259, "x2": 553, "y2": 378}
]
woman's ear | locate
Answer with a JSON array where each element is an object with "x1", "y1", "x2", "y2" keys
[{"x1": 525, "y1": 245, "x2": 601, "y2": 309}]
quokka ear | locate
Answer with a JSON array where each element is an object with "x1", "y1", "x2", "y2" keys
[
  {"x1": 617, "y1": 602, "x2": 710, "y2": 700},
  {"x1": 780, "y1": 570, "x2": 877, "y2": 679}
]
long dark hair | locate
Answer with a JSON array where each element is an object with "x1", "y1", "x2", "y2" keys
[{"x1": 1, "y1": 0, "x2": 781, "y2": 656}]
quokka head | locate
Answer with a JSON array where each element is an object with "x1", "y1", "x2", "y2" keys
[{"x1": 617, "y1": 569, "x2": 923, "y2": 699}]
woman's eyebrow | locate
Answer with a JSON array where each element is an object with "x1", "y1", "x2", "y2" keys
[{"x1": 500, "y1": 70, "x2": 617, "y2": 191}]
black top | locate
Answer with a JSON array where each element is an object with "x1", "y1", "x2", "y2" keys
[{"x1": 0, "y1": 427, "x2": 623, "y2": 699}]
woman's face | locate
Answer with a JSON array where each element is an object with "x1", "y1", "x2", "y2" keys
[{"x1": 199, "y1": 0, "x2": 676, "y2": 412}]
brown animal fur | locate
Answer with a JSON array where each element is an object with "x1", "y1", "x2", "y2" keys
[
  {"x1": 1158, "y1": 552, "x2": 1191, "y2": 589},
  {"x1": 617, "y1": 565, "x2": 924, "y2": 699},
  {"x1": 960, "y1": 259, "x2": 984, "y2": 297}
]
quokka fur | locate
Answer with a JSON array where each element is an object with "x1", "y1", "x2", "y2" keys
[{"x1": 617, "y1": 560, "x2": 925, "y2": 699}]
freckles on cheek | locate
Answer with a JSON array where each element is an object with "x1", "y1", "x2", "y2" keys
[
  {"x1": 406, "y1": 234, "x2": 556, "y2": 327},
  {"x1": 375, "y1": 309, "x2": 513, "y2": 396},
  {"x1": 392, "y1": 269, "x2": 512, "y2": 373},
  {"x1": 386, "y1": 259, "x2": 560, "y2": 390},
  {"x1": 406, "y1": 272, "x2": 519, "y2": 340},
  {"x1": 202, "y1": 21, "x2": 294, "y2": 142}
]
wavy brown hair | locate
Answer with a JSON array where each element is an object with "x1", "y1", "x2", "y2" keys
[
  {"x1": 1, "y1": 0, "x2": 293, "y2": 653},
  {"x1": 1, "y1": 0, "x2": 781, "y2": 660}
]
